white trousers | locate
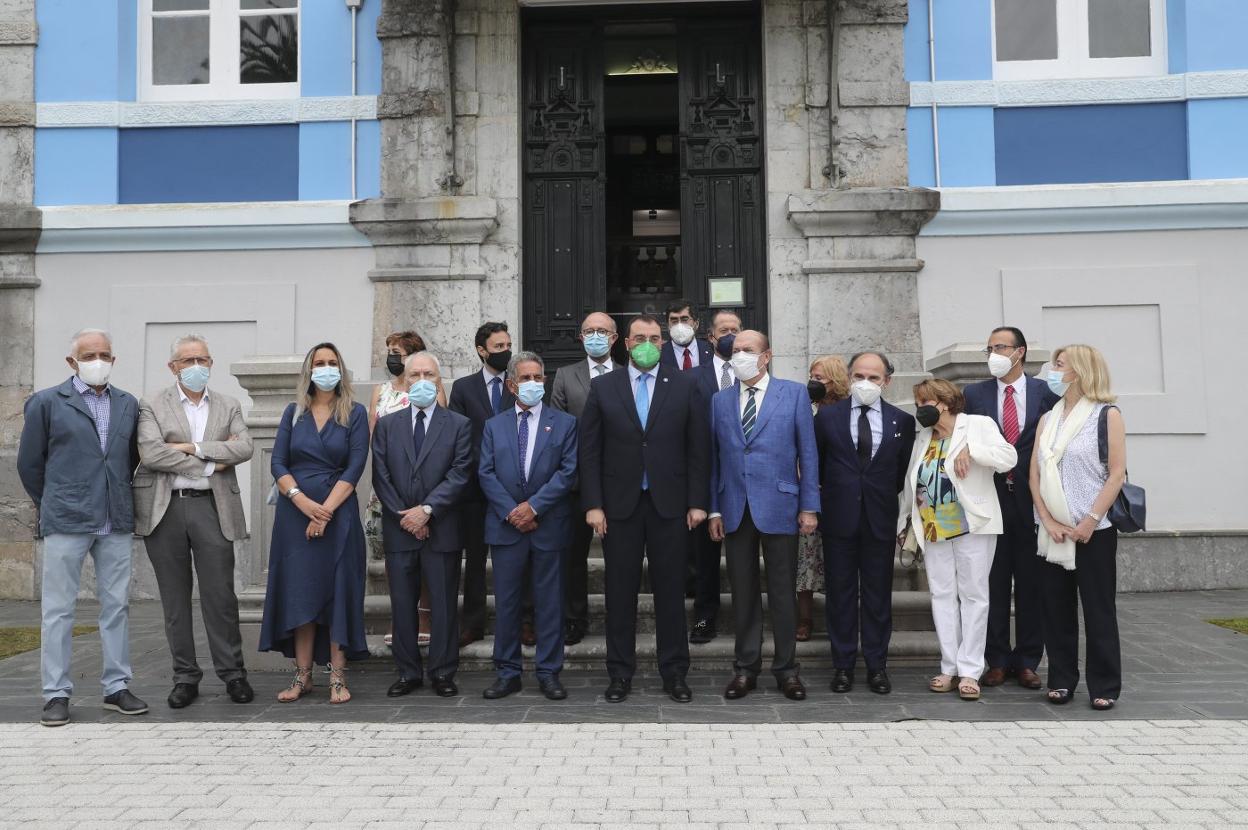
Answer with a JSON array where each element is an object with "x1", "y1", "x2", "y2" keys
[{"x1": 925, "y1": 533, "x2": 996, "y2": 679}]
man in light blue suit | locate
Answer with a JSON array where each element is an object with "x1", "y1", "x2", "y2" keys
[
  {"x1": 707, "y1": 331, "x2": 819, "y2": 701},
  {"x1": 478, "y1": 351, "x2": 579, "y2": 701}
]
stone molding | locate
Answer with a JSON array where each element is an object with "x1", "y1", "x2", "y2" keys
[
  {"x1": 787, "y1": 188, "x2": 940, "y2": 238},
  {"x1": 0, "y1": 204, "x2": 41, "y2": 258},
  {"x1": 350, "y1": 197, "x2": 499, "y2": 248},
  {"x1": 376, "y1": 90, "x2": 445, "y2": 119},
  {"x1": 0, "y1": 18, "x2": 36, "y2": 44},
  {"x1": 910, "y1": 70, "x2": 1248, "y2": 108},
  {"x1": 802, "y1": 258, "x2": 924, "y2": 274},
  {"x1": 35, "y1": 96, "x2": 378, "y2": 128},
  {"x1": 0, "y1": 101, "x2": 34, "y2": 126}
]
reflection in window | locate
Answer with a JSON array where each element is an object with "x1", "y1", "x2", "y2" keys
[{"x1": 240, "y1": 12, "x2": 298, "y2": 84}]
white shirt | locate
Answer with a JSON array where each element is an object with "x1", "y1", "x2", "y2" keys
[
  {"x1": 737, "y1": 370, "x2": 770, "y2": 419},
  {"x1": 481, "y1": 365, "x2": 505, "y2": 406},
  {"x1": 515, "y1": 401, "x2": 542, "y2": 481},
  {"x1": 171, "y1": 386, "x2": 216, "y2": 491},
  {"x1": 410, "y1": 400, "x2": 436, "y2": 434},
  {"x1": 712, "y1": 354, "x2": 734, "y2": 391},
  {"x1": 587, "y1": 356, "x2": 613, "y2": 378},
  {"x1": 848, "y1": 396, "x2": 883, "y2": 458},
  {"x1": 674, "y1": 342, "x2": 701, "y2": 369},
  {"x1": 996, "y1": 375, "x2": 1027, "y2": 430}
]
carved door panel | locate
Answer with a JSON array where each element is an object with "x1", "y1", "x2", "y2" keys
[
  {"x1": 522, "y1": 24, "x2": 606, "y2": 367},
  {"x1": 679, "y1": 20, "x2": 767, "y2": 330}
]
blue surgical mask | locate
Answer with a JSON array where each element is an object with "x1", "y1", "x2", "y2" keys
[
  {"x1": 583, "y1": 332, "x2": 610, "y2": 358},
  {"x1": 179, "y1": 364, "x2": 210, "y2": 393},
  {"x1": 1046, "y1": 370, "x2": 1070, "y2": 397},
  {"x1": 409, "y1": 379, "x2": 437, "y2": 409},
  {"x1": 517, "y1": 380, "x2": 544, "y2": 407},
  {"x1": 311, "y1": 366, "x2": 341, "y2": 392}
]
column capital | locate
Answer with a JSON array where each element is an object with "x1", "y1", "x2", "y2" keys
[{"x1": 786, "y1": 187, "x2": 940, "y2": 238}]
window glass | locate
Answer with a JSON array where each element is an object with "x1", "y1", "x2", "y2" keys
[
  {"x1": 154, "y1": 0, "x2": 209, "y2": 10},
  {"x1": 240, "y1": 12, "x2": 298, "y2": 84},
  {"x1": 1089, "y1": 0, "x2": 1151, "y2": 58},
  {"x1": 995, "y1": 0, "x2": 1058, "y2": 61},
  {"x1": 153, "y1": 16, "x2": 210, "y2": 85},
  {"x1": 241, "y1": 0, "x2": 297, "y2": 8}
]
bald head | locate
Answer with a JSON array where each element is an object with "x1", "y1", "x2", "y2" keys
[
  {"x1": 735, "y1": 330, "x2": 769, "y2": 352},
  {"x1": 730, "y1": 329, "x2": 772, "y2": 383},
  {"x1": 581, "y1": 312, "x2": 616, "y2": 334}
]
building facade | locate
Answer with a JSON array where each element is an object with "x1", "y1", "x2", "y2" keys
[{"x1": 0, "y1": 0, "x2": 1245, "y2": 601}]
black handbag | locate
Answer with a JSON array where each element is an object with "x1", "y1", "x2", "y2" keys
[{"x1": 1098, "y1": 405, "x2": 1146, "y2": 533}]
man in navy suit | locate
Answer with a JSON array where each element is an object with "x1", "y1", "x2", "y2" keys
[
  {"x1": 815, "y1": 351, "x2": 916, "y2": 695},
  {"x1": 580, "y1": 315, "x2": 710, "y2": 703},
  {"x1": 372, "y1": 351, "x2": 475, "y2": 698},
  {"x1": 707, "y1": 331, "x2": 819, "y2": 701},
  {"x1": 448, "y1": 322, "x2": 517, "y2": 647},
  {"x1": 660, "y1": 299, "x2": 714, "y2": 371},
  {"x1": 478, "y1": 352, "x2": 578, "y2": 701},
  {"x1": 962, "y1": 326, "x2": 1059, "y2": 689}
]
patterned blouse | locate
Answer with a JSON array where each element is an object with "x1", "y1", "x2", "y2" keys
[{"x1": 916, "y1": 436, "x2": 969, "y2": 542}]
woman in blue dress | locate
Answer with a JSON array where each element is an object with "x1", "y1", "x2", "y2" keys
[{"x1": 260, "y1": 342, "x2": 370, "y2": 704}]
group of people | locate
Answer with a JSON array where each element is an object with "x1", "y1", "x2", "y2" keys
[{"x1": 17, "y1": 306, "x2": 1128, "y2": 726}]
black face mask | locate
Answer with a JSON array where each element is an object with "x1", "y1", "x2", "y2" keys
[
  {"x1": 714, "y1": 334, "x2": 735, "y2": 360},
  {"x1": 385, "y1": 353, "x2": 405, "y2": 377},
  {"x1": 915, "y1": 405, "x2": 941, "y2": 428},
  {"x1": 485, "y1": 350, "x2": 511, "y2": 372},
  {"x1": 807, "y1": 380, "x2": 827, "y2": 403}
]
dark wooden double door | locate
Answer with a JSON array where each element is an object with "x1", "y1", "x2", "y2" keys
[{"x1": 521, "y1": 10, "x2": 768, "y2": 367}]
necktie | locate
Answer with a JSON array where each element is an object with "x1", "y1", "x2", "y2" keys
[
  {"x1": 517, "y1": 410, "x2": 530, "y2": 488},
  {"x1": 412, "y1": 409, "x2": 426, "y2": 460},
  {"x1": 719, "y1": 360, "x2": 732, "y2": 391},
  {"x1": 856, "y1": 404, "x2": 872, "y2": 467},
  {"x1": 489, "y1": 376, "x2": 502, "y2": 415},
  {"x1": 636, "y1": 373, "x2": 651, "y2": 490},
  {"x1": 1002, "y1": 385, "x2": 1020, "y2": 483},
  {"x1": 594, "y1": 363, "x2": 607, "y2": 377},
  {"x1": 682, "y1": 347, "x2": 692, "y2": 371},
  {"x1": 742, "y1": 386, "x2": 757, "y2": 438}
]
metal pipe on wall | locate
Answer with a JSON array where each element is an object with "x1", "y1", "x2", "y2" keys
[
  {"x1": 822, "y1": 0, "x2": 843, "y2": 187},
  {"x1": 440, "y1": 0, "x2": 464, "y2": 193},
  {"x1": 927, "y1": 0, "x2": 942, "y2": 187},
  {"x1": 347, "y1": 0, "x2": 362, "y2": 200}
]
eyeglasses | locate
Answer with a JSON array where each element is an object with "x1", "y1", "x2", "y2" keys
[
  {"x1": 981, "y1": 345, "x2": 1018, "y2": 355},
  {"x1": 173, "y1": 357, "x2": 212, "y2": 366},
  {"x1": 581, "y1": 328, "x2": 612, "y2": 337}
]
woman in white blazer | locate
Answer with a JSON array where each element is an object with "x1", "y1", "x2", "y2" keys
[{"x1": 899, "y1": 379, "x2": 1017, "y2": 700}]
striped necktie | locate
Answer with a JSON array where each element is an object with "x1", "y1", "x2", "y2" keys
[{"x1": 742, "y1": 386, "x2": 757, "y2": 438}]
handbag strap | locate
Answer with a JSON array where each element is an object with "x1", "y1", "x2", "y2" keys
[{"x1": 1097, "y1": 404, "x2": 1129, "y2": 481}]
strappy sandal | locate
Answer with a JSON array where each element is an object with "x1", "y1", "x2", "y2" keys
[
  {"x1": 1091, "y1": 697, "x2": 1116, "y2": 711},
  {"x1": 328, "y1": 665, "x2": 351, "y2": 705},
  {"x1": 1047, "y1": 688, "x2": 1073, "y2": 704},
  {"x1": 795, "y1": 619, "x2": 813, "y2": 642},
  {"x1": 958, "y1": 677, "x2": 981, "y2": 700},
  {"x1": 929, "y1": 674, "x2": 956, "y2": 693},
  {"x1": 277, "y1": 664, "x2": 313, "y2": 702}
]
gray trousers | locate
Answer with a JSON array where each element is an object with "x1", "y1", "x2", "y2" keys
[
  {"x1": 144, "y1": 493, "x2": 246, "y2": 685},
  {"x1": 724, "y1": 506, "x2": 799, "y2": 681}
]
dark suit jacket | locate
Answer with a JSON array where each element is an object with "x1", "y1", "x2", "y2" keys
[
  {"x1": 660, "y1": 339, "x2": 714, "y2": 371},
  {"x1": 579, "y1": 365, "x2": 710, "y2": 521},
  {"x1": 371, "y1": 404, "x2": 474, "y2": 553},
  {"x1": 962, "y1": 376, "x2": 1059, "y2": 513},
  {"x1": 478, "y1": 406, "x2": 578, "y2": 549},
  {"x1": 814, "y1": 397, "x2": 916, "y2": 542},
  {"x1": 448, "y1": 369, "x2": 516, "y2": 501},
  {"x1": 18, "y1": 378, "x2": 140, "y2": 537}
]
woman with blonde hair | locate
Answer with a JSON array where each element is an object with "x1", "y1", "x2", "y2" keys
[
  {"x1": 260, "y1": 342, "x2": 370, "y2": 704},
  {"x1": 899, "y1": 378, "x2": 1016, "y2": 700},
  {"x1": 1030, "y1": 344, "x2": 1126, "y2": 711},
  {"x1": 795, "y1": 355, "x2": 849, "y2": 641}
]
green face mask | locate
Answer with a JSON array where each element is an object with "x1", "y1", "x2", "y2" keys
[{"x1": 630, "y1": 341, "x2": 661, "y2": 371}]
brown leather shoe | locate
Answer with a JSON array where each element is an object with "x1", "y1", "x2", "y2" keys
[
  {"x1": 1017, "y1": 668, "x2": 1042, "y2": 689},
  {"x1": 780, "y1": 676, "x2": 807, "y2": 701},
  {"x1": 980, "y1": 667, "x2": 1007, "y2": 687},
  {"x1": 521, "y1": 621, "x2": 537, "y2": 647},
  {"x1": 458, "y1": 628, "x2": 484, "y2": 649},
  {"x1": 723, "y1": 675, "x2": 756, "y2": 700}
]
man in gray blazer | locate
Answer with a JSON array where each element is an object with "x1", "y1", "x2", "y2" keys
[
  {"x1": 134, "y1": 334, "x2": 255, "y2": 710},
  {"x1": 550, "y1": 311, "x2": 621, "y2": 644},
  {"x1": 372, "y1": 351, "x2": 474, "y2": 698},
  {"x1": 17, "y1": 329, "x2": 147, "y2": 727}
]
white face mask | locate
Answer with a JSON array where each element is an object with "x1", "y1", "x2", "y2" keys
[
  {"x1": 987, "y1": 351, "x2": 1016, "y2": 379},
  {"x1": 730, "y1": 351, "x2": 762, "y2": 382},
  {"x1": 76, "y1": 359, "x2": 112, "y2": 387},
  {"x1": 850, "y1": 379, "x2": 882, "y2": 407},
  {"x1": 669, "y1": 323, "x2": 695, "y2": 346}
]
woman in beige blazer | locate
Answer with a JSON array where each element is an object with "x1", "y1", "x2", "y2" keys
[{"x1": 899, "y1": 379, "x2": 1016, "y2": 700}]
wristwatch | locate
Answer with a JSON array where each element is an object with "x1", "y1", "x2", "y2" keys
[
  {"x1": 1088, "y1": 510, "x2": 1103, "y2": 522},
  {"x1": 285, "y1": 487, "x2": 302, "y2": 500},
  {"x1": 420, "y1": 505, "x2": 433, "y2": 516}
]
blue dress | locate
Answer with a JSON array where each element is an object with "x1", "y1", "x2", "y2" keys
[{"x1": 259, "y1": 401, "x2": 370, "y2": 663}]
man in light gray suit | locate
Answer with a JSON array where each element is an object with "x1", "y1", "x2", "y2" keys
[
  {"x1": 135, "y1": 334, "x2": 255, "y2": 710},
  {"x1": 550, "y1": 311, "x2": 622, "y2": 644}
]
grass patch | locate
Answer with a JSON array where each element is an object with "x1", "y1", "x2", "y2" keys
[
  {"x1": 1208, "y1": 618, "x2": 1248, "y2": 635},
  {"x1": 0, "y1": 626, "x2": 100, "y2": 660}
]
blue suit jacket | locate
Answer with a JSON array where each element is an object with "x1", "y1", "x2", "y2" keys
[
  {"x1": 962, "y1": 376, "x2": 1059, "y2": 513},
  {"x1": 478, "y1": 406, "x2": 578, "y2": 549},
  {"x1": 18, "y1": 378, "x2": 140, "y2": 536},
  {"x1": 710, "y1": 377, "x2": 820, "y2": 535}
]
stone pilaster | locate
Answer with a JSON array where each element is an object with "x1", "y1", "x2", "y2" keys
[{"x1": 0, "y1": 0, "x2": 40, "y2": 599}]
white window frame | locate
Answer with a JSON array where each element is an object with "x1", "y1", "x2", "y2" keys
[
  {"x1": 139, "y1": 0, "x2": 301, "y2": 102},
  {"x1": 992, "y1": 0, "x2": 1167, "y2": 81}
]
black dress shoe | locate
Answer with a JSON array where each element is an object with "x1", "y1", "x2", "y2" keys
[
  {"x1": 724, "y1": 674, "x2": 756, "y2": 699},
  {"x1": 604, "y1": 678, "x2": 631, "y2": 703},
  {"x1": 780, "y1": 676, "x2": 807, "y2": 701},
  {"x1": 432, "y1": 677, "x2": 459, "y2": 698},
  {"x1": 539, "y1": 677, "x2": 568, "y2": 700},
  {"x1": 563, "y1": 620, "x2": 586, "y2": 646},
  {"x1": 664, "y1": 678, "x2": 692, "y2": 703},
  {"x1": 831, "y1": 668, "x2": 854, "y2": 693},
  {"x1": 226, "y1": 678, "x2": 254, "y2": 704},
  {"x1": 689, "y1": 619, "x2": 717, "y2": 644},
  {"x1": 166, "y1": 683, "x2": 198, "y2": 709},
  {"x1": 388, "y1": 677, "x2": 423, "y2": 697},
  {"x1": 867, "y1": 669, "x2": 892, "y2": 695},
  {"x1": 483, "y1": 677, "x2": 522, "y2": 699}
]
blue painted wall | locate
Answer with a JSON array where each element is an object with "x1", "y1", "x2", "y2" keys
[
  {"x1": 908, "y1": 108, "x2": 936, "y2": 187},
  {"x1": 299, "y1": 122, "x2": 352, "y2": 199},
  {"x1": 936, "y1": 107, "x2": 996, "y2": 186},
  {"x1": 1188, "y1": 98, "x2": 1248, "y2": 179},
  {"x1": 995, "y1": 103, "x2": 1189, "y2": 185},
  {"x1": 905, "y1": 0, "x2": 993, "y2": 81},
  {"x1": 1184, "y1": 0, "x2": 1248, "y2": 71},
  {"x1": 35, "y1": 0, "x2": 132, "y2": 101},
  {"x1": 119, "y1": 126, "x2": 300, "y2": 204},
  {"x1": 301, "y1": 0, "x2": 382, "y2": 97},
  {"x1": 35, "y1": 128, "x2": 119, "y2": 205},
  {"x1": 1167, "y1": 0, "x2": 1188, "y2": 73}
]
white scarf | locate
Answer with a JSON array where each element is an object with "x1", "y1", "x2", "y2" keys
[{"x1": 1036, "y1": 396, "x2": 1095, "y2": 571}]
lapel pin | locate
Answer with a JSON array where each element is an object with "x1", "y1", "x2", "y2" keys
[
  {"x1": 663, "y1": 377, "x2": 669, "y2": 383},
  {"x1": 544, "y1": 425, "x2": 552, "y2": 432}
]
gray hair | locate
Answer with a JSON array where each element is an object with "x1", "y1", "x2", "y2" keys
[
  {"x1": 849, "y1": 350, "x2": 895, "y2": 377},
  {"x1": 404, "y1": 350, "x2": 441, "y2": 374},
  {"x1": 68, "y1": 328, "x2": 111, "y2": 356},
  {"x1": 507, "y1": 350, "x2": 544, "y2": 378},
  {"x1": 170, "y1": 333, "x2": 210, "y2": 361}
]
